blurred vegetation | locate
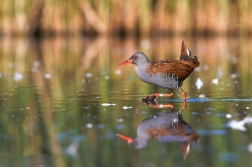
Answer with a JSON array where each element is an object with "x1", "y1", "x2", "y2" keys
[{"x1": 1, "y1": 0, "x2": 252, "y2": 37}]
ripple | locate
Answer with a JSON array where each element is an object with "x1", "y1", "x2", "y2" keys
[{"x1": 198, "y1": 129, "x2": 226, "y2": 135}]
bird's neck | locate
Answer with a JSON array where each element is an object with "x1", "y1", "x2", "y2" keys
[
  {"x1": 136, "y1": 62, "x2": 150, "y2": 69},
  {"x1": 135, "y1": 63, "x2": 149, "y2": 77}
]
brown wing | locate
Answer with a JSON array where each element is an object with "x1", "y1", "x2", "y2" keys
[
  {"x1": 146, "y1": 115, "x2": 198, "y2": 140},
  {"x1": 146, "y1": 59, "x2": 199, "y2": 80}
]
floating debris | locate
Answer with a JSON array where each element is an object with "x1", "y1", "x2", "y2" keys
[
  {"x1": 194, "y1": 66, "x2": 201, "y2": 72},
  {"x1": 212, "y1": 78, "x2": 218, "y2": 85},
  {"x1": 101, "y1": 103, "x2": 116, "y2": 106},
  {"x1": 247, "y1": 143, "x2": 252, "y2": 153},
  {"x1": 122, "y1": 106, "x2": 132, "y2": 110},
  {"x1": 199, "y1": 94, "x2": 206, "y2": 98},
  {"x1": 85, "y1": 73, "x2": 93, "y2": 78},
  {"x1": 226, "y1": 115, "x2": 252, "y2": 131},
  {"x1": 226, "y1": 114, "x2": 232, "y2": 119},
  {"x1": 115, "y1": 69, "x2": 121, "y2": 75},
  {"x1": 230, "y1": 73, "x2": 238, "y2": 78},
  {"x1": 117, "y1": 119, "x2": 124, "y2": 122},
  {"x1": 66, "y1": 141, "x2": 79, "y2": 158},
  {"x1": 44, "y1": 74, "x2": 51, "y2": 79},
  {"x1": 195, "y1": 78, "x2": 204, "y2": 90},
  {"x1": 86, "y1": 123, "x2": 93, "y2": 128},
  {"x1": 14, "y1": 73, "x2": 23, "y2": 81}
]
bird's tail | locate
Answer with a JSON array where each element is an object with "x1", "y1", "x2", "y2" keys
[{"x1": 180, "y1": 41, "x2": 192, "y2": 60}]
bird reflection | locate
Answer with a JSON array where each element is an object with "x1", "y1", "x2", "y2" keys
[
  {"x1": 142, "y1": 98, "x2": 186, "y2": 109},
  {"x1": 117, "y1": 103, "x2": 199, "y2": 160}
]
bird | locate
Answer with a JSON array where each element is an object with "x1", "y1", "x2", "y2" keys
[
  {"x1": 117, "y1": 41, "x2": 199, "y2": 101},
  {"x1": 117, "y1": 111, "x2": 199, "y2": 160}
]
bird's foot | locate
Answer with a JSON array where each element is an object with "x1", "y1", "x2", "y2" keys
[
  {"x1": 142, "y1": 98, "x2": 174, "y2": 109},
  {"x1": 142, "y1": 97, "x2": 158, "y2": 105}
]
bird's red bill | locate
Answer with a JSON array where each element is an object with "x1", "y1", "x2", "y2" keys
[
  {"x1": 117, "y1": 59, "x2": 133, "y2": 68},
  {"x1": 117, "y1": 133, "x2": 133, "y2": 143}
]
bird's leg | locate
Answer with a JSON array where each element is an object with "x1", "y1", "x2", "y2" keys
[
  {"x1": 150, "y1": 103, "x2": 174, "y2": 109},
  {"x1": 142, "y1": 89, "x2": 174, "y2": 101},
  {"x1": 179, "y1": 88, "x2": 187, "y2": 101},
  {"x1": 178, "y1": 100, "x2": 187, "y2": 114}
]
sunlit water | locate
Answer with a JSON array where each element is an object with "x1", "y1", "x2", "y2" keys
[{"x1": 0, "y1": 37, "x2": 252, "y2": 167}]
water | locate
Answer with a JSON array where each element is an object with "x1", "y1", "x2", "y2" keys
[{"x1": 0, "y1": 37, "x2": 252, "y2": 167}]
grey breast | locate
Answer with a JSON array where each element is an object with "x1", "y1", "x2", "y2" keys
[
  {"x1": 147, "y1": 73, "x2": 182, "y2": 89},
  {"x1": 137, "y1": 112, "x2": 181, "y2": 132},
  {"x1": 136, "y1": 65, "x2": 183, "y2": 89}
]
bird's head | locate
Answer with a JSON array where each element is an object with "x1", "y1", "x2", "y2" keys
[{"x1": 117, "y1": 52, "x2": 150, "y2": 68}]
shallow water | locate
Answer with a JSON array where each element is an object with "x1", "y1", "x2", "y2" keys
[{"x1": 0, "y1": 37, "x2": 252, "y2": 166}]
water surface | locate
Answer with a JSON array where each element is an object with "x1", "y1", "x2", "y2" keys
[{"x1": 0, "y1": 37, "x2": 252, "y2": 167}]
